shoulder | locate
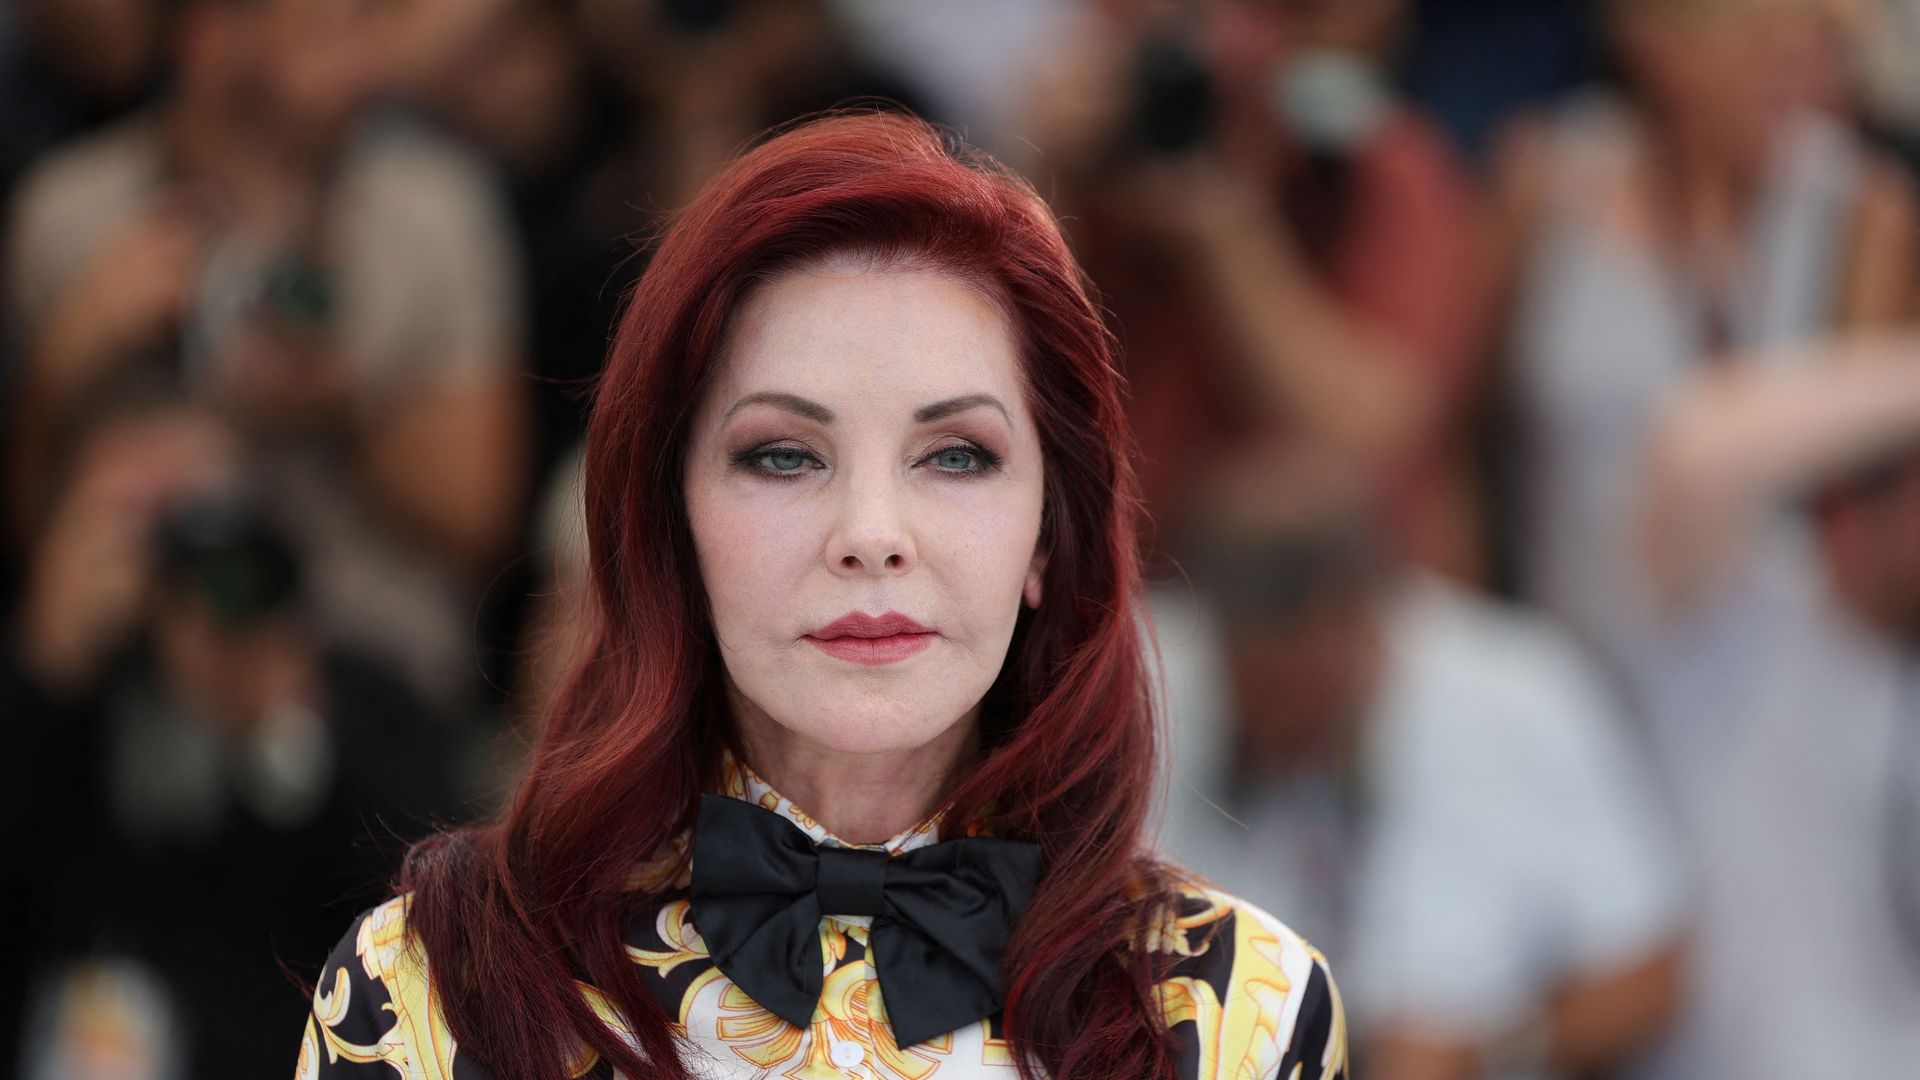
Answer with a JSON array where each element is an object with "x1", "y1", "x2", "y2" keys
[
  {"x1": 1371, "y1": 576, "x2": 1648, "y2": 803},
  {"x1": 5, "y1": 116, "x2": 159, "y2": 318},
  {"x1": 9, "y1": 115, "x2": 157, "y2": 223},
  {"x1": 334, "y1": 114, "x2": 512, "y2": 243},
  {"x1": 296, "y1": 895, "x2": 459, "y2": 1079},
  {"x1": 1384, "y1": 574, "x2": 1617, "y2": 730},
  {"x1": 1144, "y1": 877, "x2": 1350, "y2": 1080}
]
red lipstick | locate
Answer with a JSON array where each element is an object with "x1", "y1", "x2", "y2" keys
[{"x1": 806, "y1": 611, "x2": 936, "y2": 665}]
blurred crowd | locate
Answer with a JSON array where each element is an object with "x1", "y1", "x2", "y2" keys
[{"x1": 3, "y1": 0, "x2": 1920, "y2": 1078}]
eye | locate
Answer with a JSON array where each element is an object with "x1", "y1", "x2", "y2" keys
[
  {"x1": 732, "y1": 443, "x2": 824, "y2": 479},
  {"x1": 920, "y1": 442, "x2": 1002, "y2": 475},
  {"x1": 761, "y1": 448, "x2": 812, "y2": 472}
]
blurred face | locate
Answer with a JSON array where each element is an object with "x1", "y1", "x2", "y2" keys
[
  {"x1": 684, "y1": 259, "x2": 1048, "y2": 757},
  {"x1": 260, "y1": 0, "x2": 388, "y2": 139},
  {"x1": 1224, "y1": 594, "x2": 1382, "y2": 771},
  {"x1": 1615, "y1": 0, "x2": 1832, "y2": 173}
]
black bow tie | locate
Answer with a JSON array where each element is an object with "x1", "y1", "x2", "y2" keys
[{"x1": 688, "y1": 792, "x2": 1043, "y2": 1048}]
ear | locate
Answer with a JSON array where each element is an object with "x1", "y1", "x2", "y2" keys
[{"x1": 1023, "y1": 549, "x2": 1047, "y2": 609}]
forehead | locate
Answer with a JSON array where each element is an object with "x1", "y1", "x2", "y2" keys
[{"x1": 707, "y1": 261, "x2": 1027, "y2": 413}]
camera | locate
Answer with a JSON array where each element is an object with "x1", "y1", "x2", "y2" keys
[
  {"x1": 150, "y1": 488, "x2": 302, "y2": 626},
  {"x1": 1128, "y1": 32, "x2": 1218, "y2": 156}
]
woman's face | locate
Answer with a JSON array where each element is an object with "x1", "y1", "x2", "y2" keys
[{"x1": 684, "y1": 258, "x2": 1048, "y2": 757}]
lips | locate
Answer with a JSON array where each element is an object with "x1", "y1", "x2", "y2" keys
[{"x1": 806, "y1": 610, "x2": 936, "y2": 665}]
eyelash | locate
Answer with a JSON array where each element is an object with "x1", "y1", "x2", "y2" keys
[{"x1": 730, "y1": 441, "x2": 1004, "y2": 481}]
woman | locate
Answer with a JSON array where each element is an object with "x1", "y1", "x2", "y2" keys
[{"x1": 292, "y1": 111, "x2": 1348, "y2": 1080}]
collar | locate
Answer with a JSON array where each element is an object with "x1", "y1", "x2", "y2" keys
[
  {"x1": 716, "y1": 745, "x2": 950, "y2": 855},
  {"x1": 623, "y1": 746, "x2": 995, "y2": 895}
]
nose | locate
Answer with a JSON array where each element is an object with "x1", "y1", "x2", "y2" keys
[{"x1": 827, "y1": 465, "x2": 915, "y2": 575}]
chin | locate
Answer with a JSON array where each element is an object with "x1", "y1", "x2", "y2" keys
[{"x1": 772, "y1": 689, "x2": 973, "y2": 756}]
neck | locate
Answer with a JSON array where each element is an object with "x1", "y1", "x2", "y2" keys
[
  {"x1": 1650, "y1": 119, "x2": 1760, "y2": 241},
  {"x1": 165, "y1": 96, "x2": 245, "y2": 182},
  {"x1": 728, "y1": 690, "x2": 981, "y2": 845}
]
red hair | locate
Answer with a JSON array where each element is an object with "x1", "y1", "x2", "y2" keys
[{"x1": 400, "y1": 110, "x2": 1182, "y2": 1078}]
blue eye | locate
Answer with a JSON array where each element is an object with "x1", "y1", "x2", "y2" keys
[
  {"x1": 731, "y1": 441, "x2": 1002, "y2": 480},
  {"x1": 923, "y1": 443, "x2": 1002, "y2": 475},
  {"x1": 761, "y1": 449, "x2": 811, "y2": 472},
  {"x1": 731, "y1": 444, "x2": 822, "y2": 479},
  {"x1": 933, "y1": 448, "x2": 976, "y2": 470}
]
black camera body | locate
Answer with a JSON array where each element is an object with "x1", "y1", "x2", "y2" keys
[{"x1": 151, "y1": 489, "x2": 302, "y2": 626}]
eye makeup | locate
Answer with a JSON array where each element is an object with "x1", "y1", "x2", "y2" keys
[{"x1": 727, "y1": 439, "x2": 1005, "y2": 481}]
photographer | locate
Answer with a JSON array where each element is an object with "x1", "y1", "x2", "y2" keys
[
  {"x1": 3, "y1": 0, "x2": 529, "y2": 714},
  {"x1": 0, "y1": 376, "x2": 456, "y2": 1080},
  {"x1": 1151, "y1": 457, "x2": 1687, "y2": 1080},
  {"x1": 1032, "y1": 0, "x2": 1488, "y2": 582}
]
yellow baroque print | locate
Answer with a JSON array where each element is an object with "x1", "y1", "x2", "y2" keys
[
  {"x1": 352, "y1": 896, "x2": 461, "y2": 1079},
  {"x1": 626, "y1": 899, "x2": 710, "y2": 976},
  {"x1": 715, "y1": 982, "x2": 804, "y2": 1068},
  {"x1": 310, "y1": 929, "x2": 409, "y2": 1074},
  {"x1": 1153, "y1": 902, "x2": 1295, "y2": 1080}
]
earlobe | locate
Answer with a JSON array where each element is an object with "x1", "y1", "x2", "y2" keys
[{"x1": 1023, "y1": 555, "x2": 1046, "y2": 609}]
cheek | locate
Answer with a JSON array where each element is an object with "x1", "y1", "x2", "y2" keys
[
  {"x1": 928, "y1": 487, "x2": 1045, "y2": 625},
  {"x1": 687, "y1": 485, "x2": 822, "y2": 637}
]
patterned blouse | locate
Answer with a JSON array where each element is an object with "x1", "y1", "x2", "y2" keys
[{"x1": 294, "y1": 754, "x2": 1349, "y2": 1079}]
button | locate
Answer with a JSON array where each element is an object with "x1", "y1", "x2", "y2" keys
[{"x1": 828, "y1": 1038, "x2": 865, "y2": 1067}]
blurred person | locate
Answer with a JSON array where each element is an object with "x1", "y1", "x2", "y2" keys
[
  {"x1": 0, "y1": 0, "x2": 166, "y2": 612},
  {"x1": 1153, "y1": 461, "x2": 1688, "y2": 1080},
  {"x1": 416, "y1": 0, "x2": 656, "y2": 484},
  {"x1": 1490, "y1": 0, "x2": 1920, "y2": 1075},
  {"x1": 2, "y1": 0, "x2": 530, "y2": 713},
  {"x1": 823, "y1": 0, "x2": 1082, "y2": 167},
  {"x1": 1031, "y1": 0, "x2": 1490, "y2": 583},
  {"x1": 569, "y1": 0, "x2": 930, "y2": 214},
  {"x1": 0, "y1": 372, "x2": 457, "y2": 1079}
]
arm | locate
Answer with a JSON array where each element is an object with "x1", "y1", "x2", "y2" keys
[
  {"x1": 1156, "y1": 158, "x2": 1435, "y2": 476},
  {"x1": 1367, "y1": 941, "x2": 1681, "y2": 1080},
  {"x1": 354, "y1": 367, "x2": 528, "y2": 575},
  {"x1": 1639, "y1": 333, "x2": 1920, "y2": 608},
  {"x1": 337, "y1": 143, "x2": 530, "y2": 577},
  {"x1": 1833, "y1": 156, "x2": 1920, "y2": 330},
  {"x1": 1538, "y1": 940, "x2": 1683, "y2": 1075},
  {"x1": 4, "y1": 205, "x2": 205, "y2": 539}
]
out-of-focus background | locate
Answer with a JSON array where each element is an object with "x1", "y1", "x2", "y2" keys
[{"x1": 4, "y1": 0, "x2": 1920, "y2": 1077}]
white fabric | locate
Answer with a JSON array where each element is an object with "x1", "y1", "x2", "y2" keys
[
  {"x1": 1151, "y1": 573, "x2": 1687, "y2": 1078},
  {"x1": 825, "y1": 0, "x2": 1074, "y2": 161}
]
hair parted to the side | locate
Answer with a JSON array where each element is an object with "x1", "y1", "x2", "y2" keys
[{"x1": 399, "y1": 108, "x2": 1185, "y2": 1079}]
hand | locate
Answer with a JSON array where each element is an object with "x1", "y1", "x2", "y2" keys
[
  {"x1": 209, "y1": 324, "x2": 355, "y2": 434},
  {"x1": 43, "y1": 203, "x2": 206, "y2": 377},
  {"x1": 1118, "y1": 154, "x2": 1296, "y2": 259},
  {"x1": 16, "y1": 452, "x2": 165, "y2": 692},
  {"x1": 15, "y1": 414, "x2": 237, "y2": 692}
]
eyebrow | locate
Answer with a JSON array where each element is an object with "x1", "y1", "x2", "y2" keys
[
  {"x1": 722, "y1": 391, "x2": 1012, "y2": 427},
  {"x1": 723, "y1": 392, "x2": 834, "y2": 424},
  {"x1": 914, "y1": 393, "x2": 1011, "y2": 425}
]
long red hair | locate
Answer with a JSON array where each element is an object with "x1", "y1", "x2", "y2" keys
[{"x1": 400, "y1": 110, "x2": 1181, "y2": 1079}]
